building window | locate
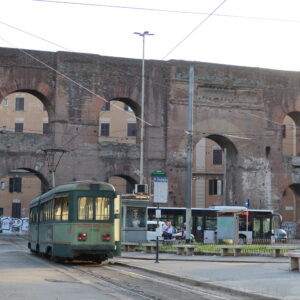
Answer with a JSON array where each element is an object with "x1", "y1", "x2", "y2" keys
[
  {"x1": 209, "y1": 179, "x2": 223, "y2": 195},
  {"x1": 127, "y1": 123, "x2": 136, "y2": 137},
  {"x1": 15, "y1": 97, "x2": 24, "y2": 111},
  {"x1": 266, "y1": 146, "x2": 271, "y2": 158},
  {"x1": 12, "y1": 203, "x2": 21, "y2": 218},
  {"x1": 100, "y1": 123, "x2": 110, "y2": 136},
  {"x1": 43, "y1": 123, "x2": 49, "y2": 134},
  {"x1": 282, "y1": 125, "x2": 286, "y2": 138},
  {"x1": 3, "y1": 99, "x2": 8, "y2": 107},
  {"x1": 213, "y1": 149, "x2": 222, "y2": 165},
  {"x1": 0, "y1": 208, "x2": 3, "y2": 217},
  {"x1": 101, "y1": 102, "x2": 110, "y2": 111},
  {"x1": 9, "y1": 178, "x2": 22, "y2": 193},
  {"x1": 0, "y1": 182, "x2": 5, "y2": 190},
  {"x1": 15, "y1": 122, "x2": 23, "y2": 133},
  {"x1": 124, "y1": 104, "x2": 133, "y2": 112}
]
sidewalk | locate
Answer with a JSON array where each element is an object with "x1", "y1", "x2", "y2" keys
[{"x1": 115, "y1": 251, "x2": 300, "y2": 300}]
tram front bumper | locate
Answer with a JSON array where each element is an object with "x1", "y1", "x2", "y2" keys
[{"x1": 53, "y1": 243, "x2": 115, "y2": 258}]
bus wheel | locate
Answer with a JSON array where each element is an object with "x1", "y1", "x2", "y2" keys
[{"x1": 238, "y1": 235, "x2": 246, "y2": 244}]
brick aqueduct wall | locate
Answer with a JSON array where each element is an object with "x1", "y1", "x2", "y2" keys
[{"x1": 0, "y1": 46, "x2": 300, "y2": 214}]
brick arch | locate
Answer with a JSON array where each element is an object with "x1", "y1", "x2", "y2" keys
[
  {"x1": 194, "y1": 134, "x2": 238, "y2": 206},
  {"x1": 110, "y1": 97, "x2": 141, "y2": 118},
  {"x1": 0, "y1": 152, "x2": 49, "y2": 188},
  {"x1": 14, "y1": 167, "x2": 50, "y2": 191},
  {"x1": 0, "y1": 74, "x2": 54, "y2": 104},
  {"x1": 2, "y1": 152, "x2": 44, "y2": 172},
  {"x1": 106, "y1": 173, "x2": 138, "y2": 194},
  {"x1": 280, "y1": 184, "x2": 300, "y2": 238}
]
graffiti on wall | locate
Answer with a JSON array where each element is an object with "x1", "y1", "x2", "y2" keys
[
  {"x1": 0, "y1": 217, "x2": 29, "y2": 234},
  {"x1": 282, "y1": 221, "x2": 296, "y2": 238}
]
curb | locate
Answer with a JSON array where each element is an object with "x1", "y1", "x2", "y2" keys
[
  {"x1": 121, "y1": 254, "x2": 288, "y2": 264},
  {"x1": 115, "y1": 260, "x2": 281, "y2": 300}
]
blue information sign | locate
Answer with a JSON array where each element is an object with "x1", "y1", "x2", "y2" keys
[{"x1": 245, "y1": 199, "x2": 250, "y2": 208}]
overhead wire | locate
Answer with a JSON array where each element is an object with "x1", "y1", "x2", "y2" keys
[
  {"x1": 33, "y1": 0, "x2": 300, "y2": 24},
  {"x1": 161, "y1": 0, "x2": 227, "y2": 60}
]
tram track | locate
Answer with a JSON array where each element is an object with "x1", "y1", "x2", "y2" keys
[{"x1": 66, "y1": 262, "x2": 244, "y2": 300}]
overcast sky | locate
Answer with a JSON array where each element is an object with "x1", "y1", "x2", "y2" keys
[{"x1": 2, "y1": 0, "x2": 300, "y2": 71}]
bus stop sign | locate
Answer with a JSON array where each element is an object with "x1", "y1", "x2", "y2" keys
[{"x1": 245, "y1": 199, "x2": 250, "y2": 208}]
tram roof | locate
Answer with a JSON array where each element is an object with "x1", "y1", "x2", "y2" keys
[{"x1": 30, "y1": 180, "x2": 115, "y2": 206}]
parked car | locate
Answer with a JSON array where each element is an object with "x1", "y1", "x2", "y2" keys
[
  {"x1": 146, "y1": 221, "x2": 165, "y2": 241},
  {"x1": 274, "y1": 228, "x2": 287, "y2": 242}
]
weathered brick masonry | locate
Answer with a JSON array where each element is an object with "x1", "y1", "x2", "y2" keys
[{"x1": 0, "y1": 47, "x2": 299, "y2": 223}]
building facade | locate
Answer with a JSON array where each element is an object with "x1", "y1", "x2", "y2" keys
[{"x1": 0, "y1": 47, "x2": 299, "y2": 235}]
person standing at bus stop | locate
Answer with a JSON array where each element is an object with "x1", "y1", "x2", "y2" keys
[{"x1": 164, "y1": 221, "x2": 175, "y2": 240}]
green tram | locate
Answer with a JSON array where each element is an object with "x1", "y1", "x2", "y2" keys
[{"x1": 28, "y1": 180, "x2": 121, "y2": 263}]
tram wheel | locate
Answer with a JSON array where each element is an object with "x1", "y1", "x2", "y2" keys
[{"x1": 93, "y1": 255, "x2": 106, "y2": 264}]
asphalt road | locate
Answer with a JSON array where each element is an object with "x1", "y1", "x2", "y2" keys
[{"x1": 0, "y1": 235, "x2": 237, "y2": 300}]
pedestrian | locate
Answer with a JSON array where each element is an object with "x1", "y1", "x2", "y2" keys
[
  {"x1": 162, "y1": 221, "x2": 168, "y2": 240},
  {"x1": 181, "y1": 222, "x2": 187, "y2": 239},
  {"x1": 165, "y1": 221, "x2": 175, "y2": 240}
]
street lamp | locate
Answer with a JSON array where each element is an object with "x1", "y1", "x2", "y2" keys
[
  {"x1": 134, "y1": 31, "x2": 154, "y2": 185},
  {"x1": 42, "y1": 148, "x2": 67, "y2": 188}
]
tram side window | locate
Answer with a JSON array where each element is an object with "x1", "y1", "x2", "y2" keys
[
  {"x1": 30, "y1": 208, "x2": 36, "y2": 223},
  {"x1": 78, "y1": 197, "x2": 93, "y2": 220},
  {"x1": 62, "y1": 198, "x2": 69, "y2": 220},
  {"x1": 95, "y1": 197, "x2": 110, "y2": 220},
  {"x1": 54, "y1": 197, "x2": 69, "y2": 221}
]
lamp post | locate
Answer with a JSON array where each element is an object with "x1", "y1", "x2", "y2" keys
[{"x1": 134, "y1": 31, "x2": 154, "y2": 184}]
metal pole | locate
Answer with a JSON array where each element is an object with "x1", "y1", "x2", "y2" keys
[
  {"x1": 186, "y1": 65, "x2": 194, "y2": 242},
  {"x1": 134, "y1": 31, "x2": 154, "y2": 185},
  {"x1": 51, "y1": 171, "x2": 55, "y2": 188},
  {"x1": 140, "y1": 34, "x2": 145, "y2": 185},
  {"x1": 155, "y1": 203, "x2": 160, "y2": 263},
  {"x1": 222, "y1": 148, "x2": 227, "y2": 205}
]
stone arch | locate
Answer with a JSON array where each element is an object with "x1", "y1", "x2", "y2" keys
[
  {"x1": 0, "y1": 166, "x2": 49, "y2": 217},
  {"x1": 111, "y1": 97, "x2": 141, "y2": 117},
  {"x1": 0, "y1": 90, "x2": 52, "y2": 135},
  {"x1": 280, "y1": 184, "x2": 300, "y2": 238},
  {"x1": 107, "y1": 173, "x2": 138, "y2": 194},
  {"x1": 99, "y1": 97, "x2": 140, "y2": 144},
  {"x1": 0, "y1": 78, "x2": 54, "y2": 114},
  {"x1": 13, "y1": 167, "x2": 49, "y2": 191},
  {"x1": 282, "y1": 112, "x2": 300, "y2": 156},
  {"x1": 193, "y1": 134, "x2": 238, "y2": 207}
]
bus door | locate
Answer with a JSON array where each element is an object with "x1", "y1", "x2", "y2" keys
[
  {"x1": 204, "y1": 215, "x2": 217, "y2": 244},
  {"x1": 253, "y1": 216, "x2": 272, "y2": 240},
  {"x1": 192, "y1": 216, "x2": 204, "y2": 242}
]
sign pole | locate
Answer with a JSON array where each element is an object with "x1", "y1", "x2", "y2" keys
[
  {"x1": 151, "y1": 170, "x2": 167, "y2": 263},
  {"x1": 155, "y1": 203, "x2": 160, "y2": 263}
]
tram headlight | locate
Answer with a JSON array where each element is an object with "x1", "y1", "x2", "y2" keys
[
  {"x1": 78, "y1": 233, "x2": 87, "y2": 241},
  {"x1": 101, "y1": 233, "x2": 111, "y2": 241}
]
